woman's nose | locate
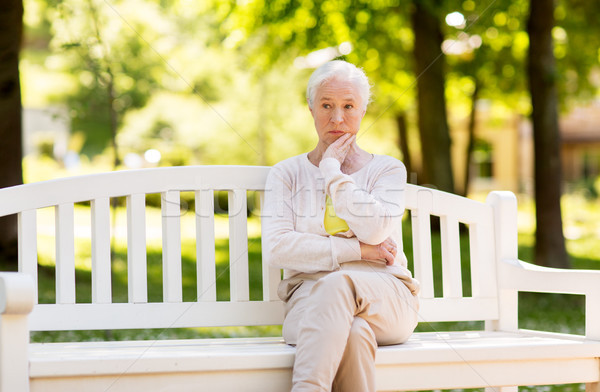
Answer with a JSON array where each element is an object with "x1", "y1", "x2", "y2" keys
[{"x1": 330, "y1": 108, "x2": 343, "y2": 124}]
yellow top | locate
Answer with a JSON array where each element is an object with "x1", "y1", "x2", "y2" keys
[{"x1": 324, "y1": 194, "x2": 349, "y2": 235}]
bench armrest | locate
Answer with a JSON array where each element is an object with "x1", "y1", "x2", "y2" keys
[
  {"x1": 486, "y1": 191, "x2": 600, "y2": 340},
  {"x1": 0, "y1": 272, "x2": 35, "y2": 315},
  {"x1": 0, "y1": 272, "x2": 35, "y2": 392},
  {"x1": 498, "y1": 258, "x2": 600, "y2": 340}
]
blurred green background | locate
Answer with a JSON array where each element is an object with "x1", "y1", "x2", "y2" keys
[{"x1": 2, "y1": 0, "x2": 600, "y2": 390}]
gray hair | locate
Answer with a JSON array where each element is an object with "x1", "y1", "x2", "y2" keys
[{"x1": 306, "y1": 60, "x2": 371, "y2": 111}]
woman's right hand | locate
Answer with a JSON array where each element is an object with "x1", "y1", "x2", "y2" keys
[
  {"x1": 359, "y1": 237, "x2": 397, "y2": 266},
  {"x1": 322, "y1": 133, "x2": 355, "y2": 165}
]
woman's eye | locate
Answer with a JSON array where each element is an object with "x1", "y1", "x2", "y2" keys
[
  {"x1": 345, "y1": 104, "x2": 353, "y2": 109},
  {"x1": 322, "y1": 104, "x2": 331, "y2": 109}
]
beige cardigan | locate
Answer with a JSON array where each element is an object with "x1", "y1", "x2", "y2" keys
[{"x1": 262, "y1": 153, "x2": 419, "y2": 299}]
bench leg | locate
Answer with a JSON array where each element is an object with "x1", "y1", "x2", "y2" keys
[
  {"x1": 485, "y1": 387, "x2": 518, "y2": 392},
  {"x1": 587, "y1": 382, "x2": 599, "y2": 392}
]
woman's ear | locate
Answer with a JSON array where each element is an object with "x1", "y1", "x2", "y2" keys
[{"x1": 307, "y1": 98, "x2": 314, "y2": 115}]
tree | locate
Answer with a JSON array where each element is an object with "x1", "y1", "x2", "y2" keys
[
  {"x1": 411, "y1": 0, "x2": 454, "y2": 192},
  {"x1": 0, "y1": 0, "x2": 24, "y2": 268},
  {"x1": 527, "y1": 0, "x2": 569, "y2": 268},
  {"x1": 225, "y1": 0, "x2": 459, "y2": 190},
  {"x1": 49, "y1": 0, "x2": 168, "y2": 162}
]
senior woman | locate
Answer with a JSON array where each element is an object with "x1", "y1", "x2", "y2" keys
[{"x1": 262, "y1": 60, "x2": 420, "y2": 392}]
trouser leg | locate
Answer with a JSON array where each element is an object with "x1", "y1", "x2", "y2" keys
[
  {"x1": 291, "y1": 273, "x2": 356, "y2": 392},
  {"x1": 290, "y1": 271, "x2": 418, "y2": 392},
  {"x1": 332, "y1": 316, "x2": 376, "y2": 392}
]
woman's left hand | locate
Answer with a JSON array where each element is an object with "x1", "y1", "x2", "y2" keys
[
  {"x1": 359, "y1": 237, "x2": 397, "y2": 266},
  {"x1": 322, "y1": 133, "x2": 355, "y2": 164}
]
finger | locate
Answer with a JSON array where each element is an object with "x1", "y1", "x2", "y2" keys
[
  {"x1": 340, "y1": 134, "x2": 355, "y2": 149},
  {"x1": 378, "y1": 244, "x2": 393, "y2": 265},
  {"x1": 382, "y1": 248, "x2": 395, "y2": 265},
  {"x1": 384, "y1": 237, "x2": 397, "y2": 247},
  {"x1": 332, "y1": 132, "x2": 352, "y2": 145}
]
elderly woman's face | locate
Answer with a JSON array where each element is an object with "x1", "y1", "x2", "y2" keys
[{"x1": 310, "y1": 77, "x2": 365, "y2": 146}]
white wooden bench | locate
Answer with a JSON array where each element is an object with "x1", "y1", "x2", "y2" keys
[{"x1": 1, "y1": 165, "x2": 599, "y2": 392}]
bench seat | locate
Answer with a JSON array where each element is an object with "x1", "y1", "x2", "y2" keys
[{"x1": 29, "y1": 331, "x2": 600, "y2": 391}]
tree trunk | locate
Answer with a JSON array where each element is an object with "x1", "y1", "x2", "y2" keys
[
  {"x1": 107, "y1": 76, "x2": 120, "y2": 170},
  {"x1": 527, "y1": 0, "x2": 570, "y2": 268},
  {"x1": 463, "y1": 80, "x2": 479, "y2": 197},
  {"x1": 396, "y1": 112, "x2": 412, "y2": 180},
  {"x1": 0, "y1": 0, "x2": 24, "y2": 268},
  {"x1": 411, "y1": 0, "x2": 454, "y2": 193}
]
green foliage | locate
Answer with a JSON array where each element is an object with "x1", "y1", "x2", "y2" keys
[{"x1": 46, "y1": 0, "x2": 167, "y2": 157}]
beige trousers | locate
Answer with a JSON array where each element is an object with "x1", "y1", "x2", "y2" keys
[{"x1": 281, "y1": 270, "x2": 419, "y2": 392}]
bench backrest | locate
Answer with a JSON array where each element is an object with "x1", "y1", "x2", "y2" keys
[{"x1": 0, "y1": 166, "x2": 498, "y2": 332}]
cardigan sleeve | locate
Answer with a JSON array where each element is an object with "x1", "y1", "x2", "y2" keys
[
  {"x1": 319, "y1": 157, "x2": 406, "y2": 245},
  {"x1": 262, "y1": 164, "x2": 361, "y2": 273}
]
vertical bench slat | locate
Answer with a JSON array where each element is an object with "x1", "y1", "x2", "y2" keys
[
  {"x1": 440, "y1": 215, "x2": 463, "y2": 298},
  {"x1": 91, "y1": 198, "x2": 112, "y2": 304},
  {"x1": 469, "y1": 219, "x2": 497, "y2": 298},
  {"x1": 127, "y1": 194, "x2": 147, "y2": 303},
  {"x1": 469, "y1": 223, "x2": 483, "y2": 298},
  {"x1": 228, "y1": 189, "x2": 249, "y2": 302},
  {"x1": 196, "y1": 189, "x2": 216, "y2": 302},
  {"x1": 259, "y1": 191, "x2": 280, "y2": 301},
  {"x1": 18, "y1": 210, "x2": 38, "y2": 303},
  {"x1": 55, "y1": 203, "x2": 76, "y2": 304},
  {"x1": 161, "y1": 191, "x2": 182, "y2": 303},
  {"x1": 411, "y1": 190, "x2": 434, "y2": 299}
]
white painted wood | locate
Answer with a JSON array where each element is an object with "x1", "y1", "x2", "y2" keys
[
  {"x1": 126, "y1": 194, "x2": 147, "y2": 304},
  {"x1": 0, "y1": 166, "x2": 271, "y2": 217},
  {"x1": 0, "y1": 314, "x2": 30, "y2": 392},
  {"x1": 0, "y1": 273, "x2": 36, "y2": 315},
  {"x1": 30, "y1": 369, "x2": 293, "y2": 392},
  {"x1": 417, "y1": 297, "x2": 498, "y2": 322},
  {"x1": 55, "y1": 203, "x2": 76, "y2": 304},
  {"x1": 468, "y1": 217, "x2": 497, "y2": 299},
  {"x1": 27, "y1": 331, "x2": 600, "y2": 391},
  {"x1": 228, "y1": 189, "x2": 249, "y2": 302},
  {"x1": 28, "y1": 301, "x2": 285, "y2": 331},
  {"x1": 376, "y1": 357, "x2": 598, "y2": 391},
  {"x1": 0, "y1": 273, "x2": 35, "y2": 392},
  {"x1": 196, "y1": 189, "x2": 216, "y2": 302},
  {"x1": 411, "y1": 188, "x2": 435, "y2": 298},
  {"x1": 29, "y1": 331, "x2": 600, "y2": 377},
  {"x1": 586, "y1": 291, "x2": 600, "y2": 341},
  {"x1": 497, "y1": 258, "x2": 600, "y2": 339},
  {"x1": 18, "y1": 209, "x2": 38, "y2": 303},
  {"x1": 161, "y1": 191, "x2": 182, "y2": 303},
  {"x1": 405, "y1": 184, "x2": 492, "y2": 225},
  {"x1": 486, "y1": 192, "x2": 519, "y2": 332},
  {"x1": 25, "y1": 297, "x2": 495, "y2": 331},
  {"x1": 440, "y1": 214, "x2": 462, "y2": 298},
  {"x1": 91, "y1": 198, "x2": 111, "y2": 304},
  {"x1": 259, "y1": 191, "x2": 280, "y2": 302}
]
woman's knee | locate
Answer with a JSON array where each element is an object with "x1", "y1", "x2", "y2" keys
[
  {"x1": 346, "y1": 317, "x2": 376, "y2": 356},
  {"x1": 312, "y1": 272, "x2": 355, "y2": 299}
]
